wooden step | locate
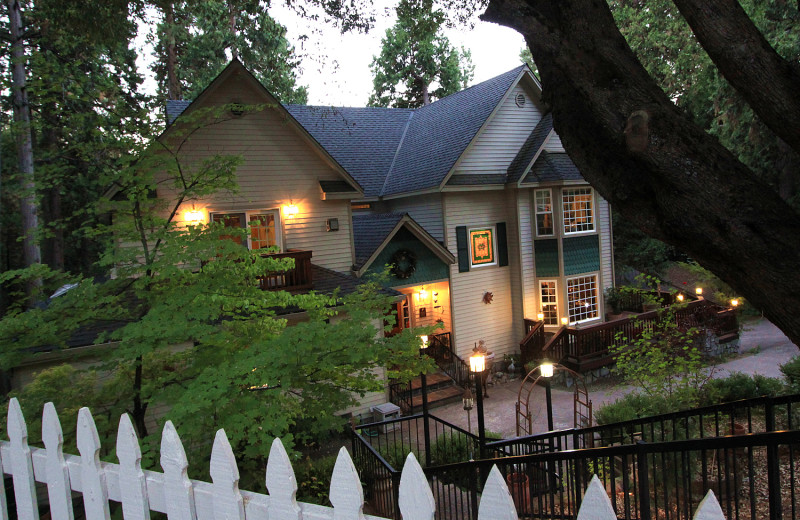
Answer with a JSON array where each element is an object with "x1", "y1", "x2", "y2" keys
[
  {"x1": 410, "y1": 372, "x2": 453, "y2": 391},
  {"x1": 411, "y1": 385, "x2": 464, "y2": 411}
]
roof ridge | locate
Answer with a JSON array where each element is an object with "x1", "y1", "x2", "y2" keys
[
  {"x1": 381, "y1": 111, "x2": 415, "y2": 197},
  {"x1": 415, "y1": 64, "x2": 528, "y2": 112}
]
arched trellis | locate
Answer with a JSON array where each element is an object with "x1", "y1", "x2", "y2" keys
[{"x1": 516, "y1": 363, "x2": 592, "y2": 438}]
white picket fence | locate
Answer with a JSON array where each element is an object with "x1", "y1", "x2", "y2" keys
[{"x1": 0, "y1": 398, "x2": 729, "y2": 520}]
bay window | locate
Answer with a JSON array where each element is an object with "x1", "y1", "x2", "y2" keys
[
  {"x1": 562, "y1": 187, "x2": 595, "y2": 234},
  {"x1": 567, "y1": 275, "x2": 599, "y2": 324}
]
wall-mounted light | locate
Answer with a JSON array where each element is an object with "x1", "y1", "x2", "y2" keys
[
  {"x1": 537, "y1": 312, "x2": 544, "y2": 321},
  {"x1": 418, "y1": 286, "x2": 428, "y2": 302},
  {"x1": 283, "y1": 204, "x2": 299, "y2": 218},
  {"x1": 561, "y1": 317, "x2": 569, "y2": 326},
  {"x1": 696, "y1": 287, "x2": 703, "y2": 295},
  {"x1": 185, "y1": 209, "x2": 204, "y2": 223},
  {"x1": 731, "y1": 299, "x2": 739, "y2": 307},
  {"x1": 677, "y1": 293, "x2": 685, "y2": 302}
]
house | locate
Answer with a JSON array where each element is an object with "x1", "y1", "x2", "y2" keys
[{"x1": 162, "y1": 60, "x2": 614, "y2": 399}]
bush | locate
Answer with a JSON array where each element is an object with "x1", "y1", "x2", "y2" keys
[
  {"x1": 702, "y1": 372, "x2": 785, "y2": 405},
  {"x1": 294, "y1": 454, "x2": 338, "y2": 505},
  {"x1": 781, "y1": 356, "x2": 800, "y2": 393},
  {"x1": 595, "y1": 392, "x2": 689, "y2": 426}
]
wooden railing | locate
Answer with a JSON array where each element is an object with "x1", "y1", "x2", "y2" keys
[
  {"x1": 258, "y1": 249, "x2": 313, "y2": 291},
  {"x1": 524, "y1": 299, "x2": 739, "y2": 373},
  {"x1": 519, "y1": 319, "x2": 546, "y2": 368}
]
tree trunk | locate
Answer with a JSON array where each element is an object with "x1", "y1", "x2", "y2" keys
[
  {"x1": 481, "y1": 0, "x2": 800, "y2": 347},
  {"x1": 164, "y1": 1, "x2": 181, "y2": 100},
  {"x1": 7, "y1": 0, "x2": 41, "y2": 286}
]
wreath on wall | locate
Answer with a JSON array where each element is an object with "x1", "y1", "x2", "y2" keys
[{"x1": 390, "y1": 248, "x2": 417, "y2": 279}]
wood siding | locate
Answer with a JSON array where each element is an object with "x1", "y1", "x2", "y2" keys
[
  {"x1": 517, "y1": 189, "x2": 538, "y2": 319},
  {"x1": 378, "y1": 193, "x2": 445, "y2": 242},
  {"x1": 160, "y1": 76, "x2": 355, "y2": 273},
  {"x1": 454, "y1": 83, "x2": 543, "y2": 175},
  {"x1": 597, "y1": 196, "x2": 614, "y2": 293},
  {"x1": 397, "y1": 281, "x2": 452, "y2": 333},
  {"x1": 445, "y1": 191, "x2": 517, "y2": 359}
]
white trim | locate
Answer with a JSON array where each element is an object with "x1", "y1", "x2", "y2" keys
[
  {"x1": 534, "y1": 188, "x2": 555, "y2": 238},
  {"x1": 209, "y1": 208, "x2": 283, "y2": 251},
  {"x1": 538, "y1": 279, "x2": 559, "y2": 326},
  {"x1": 468, "y1": 225, "x2": 498, "y2": 268},
  {"x1": 562, "y1": 187, "x2": 596, "y2": 236},
  {"x1": 565, "y1": 273, "x2": 601, "y2": 325}
]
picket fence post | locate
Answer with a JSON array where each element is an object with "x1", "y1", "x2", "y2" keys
[{"x1": 0, "y1": 399, "x2": 731, "y2": 520}]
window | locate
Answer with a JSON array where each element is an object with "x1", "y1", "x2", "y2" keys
[
  {"x1": 211, "y1": 210, "x2": 281, "y2": 251},
  {"x1": 562, "y1": 187, "x2": 595, "y2": 234},
  {"x1": 534, "y1": 189, "x2": 554, "y2": 236},
  {"x1": 469, "y1": 227, "x2": 496, "y2": 267},
  {"x1": 567, "y1": 275, "x2": 599, "y2": 324},
  {"x1": 539, "y1": 280, "x2": 559, "y2": 325}
]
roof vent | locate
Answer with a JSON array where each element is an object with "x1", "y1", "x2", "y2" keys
[{"x1": 515, "y1": 94, "x2": 526, "y2": 108}]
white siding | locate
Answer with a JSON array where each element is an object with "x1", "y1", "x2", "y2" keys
[
  {"x1": 517, "y1": 189, "x2": 537, "y2": 319},
  {"x1": 380, "y1": 193, "x2": 445, "y2": 242},
  {"x1": 544, "y1": 133, "x2": 565, "y2": 152},
  {"x1": 454, "y1": 83, "x2": 543, "y2": 175},
  {"x1": 160, "y1": 76, "x2": 355, "y2": 273},
  {"x1": 505, "y1": 189, "x2": 524, "y2": 343},
  {"x1": 445, "y1": 191, "x2": 518, "y2": 360},
  {"x1": 598, "y1": 196, "x2": 614, "y2": 293}
]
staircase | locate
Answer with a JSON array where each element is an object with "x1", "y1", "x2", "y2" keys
[{"x1": 409, "y1": 372, "x2": 464, "y2": 414}]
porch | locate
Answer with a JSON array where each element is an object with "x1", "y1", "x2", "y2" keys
[{"x1": 257, "y1": 249, "x2": 313, "y2": 291}]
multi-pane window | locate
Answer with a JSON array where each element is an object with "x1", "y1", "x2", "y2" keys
[
  {"x1": 469, "y1": 227, "x2": 496, "y2": 267},
  {"x1": 567, "y1": 275, "x2": 599, "y2": 324},
  {"x1": 534, "y1": 189, "x2": 554, "y2": 236},
  {"x1": 562, "y1": 187, "x2": 595, "y2": 234},
  {"x1": 212, "y1": 210, "x2": 280, "y2": 250},
  {"x1": 539, "y1": 280, "x2": 559, "y2": 325}
]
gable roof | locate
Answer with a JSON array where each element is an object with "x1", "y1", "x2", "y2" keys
[
  {"x1": 508, "y1": 112, "x2": 554, "y2": 184},
  {"x1": 521, "y1": 152, "x2": 584, "y2": 184},
  {"x1": 352, "y1": 212, "x2": 455, "y2": 276}
]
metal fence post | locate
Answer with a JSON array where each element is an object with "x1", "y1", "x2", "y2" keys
[{"x1": 636, "y1": 440, "x2": 651, "y2": 520}]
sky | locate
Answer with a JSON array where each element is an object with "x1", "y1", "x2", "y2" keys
[{"x1": 136, "y1": 2, "x2": 527, "y2": 107}]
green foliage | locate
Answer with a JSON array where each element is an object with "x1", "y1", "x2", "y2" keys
[
  {"x1": 610, "y1": 277, "x2": 711, "y2": 398},
  {"x1": 294, "y1": 454, "x2": 339, "y2": 505},
  {"x1": 780, "y1": 356, "x2": 800, "y2": 394},
  {"x1": 611, "y1": 210, "x2": 673, "y2": 275},
  {"x1": 379, "y1": 442, "x2": 420, "y2": 470},
  {"x1": 368, "y1": 0, "x2": 474, "y2": 108},
  {"x1": 701, "y1": 372, "x2": 785, "y2": 406},
  {"x1": 594, "y1": 391, "x2": 693, "y2": 427},
  {"x1": 678, "y1": 262, "x2": 746, "y2": 310}
]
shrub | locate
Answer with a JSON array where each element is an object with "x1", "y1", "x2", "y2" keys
[
  {"x1": 702, "y1": 372, "x2": 785, "y2": 405},
  {"x1": 781, "y1": 356, "x2": 800, "y2": 393},
  {"x1": 294, "y1": 454, "x2": 338, "y2": 505}
]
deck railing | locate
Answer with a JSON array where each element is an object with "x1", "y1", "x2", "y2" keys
[
  {"x1": 258, "y1": 249, "x2": 313, "y2": 291},
  {"x1": 426, "y1": 332, "x2": 471, "y2": 390}
]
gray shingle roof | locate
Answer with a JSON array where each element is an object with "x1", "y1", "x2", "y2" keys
[
  {"x1": 352, "y1": 212, "x2": 406, "y2": 269},
  {"x1": 446, "y1": 174, "x2": 507, "y2": 186},
  {"x1": 508, "y1": 112, "x2": 553, "y2": 183},
  {"x1": 285, "y1": 106, "x2": 413, "y2": 197},
  {"x1": 521, "y1": 152, "x2": 585, "y2": 184},
  {"x1": 319, "y1": 180, "x2": 359, "y2": 194},
  {"x1": 166, "y1": 100, "x2": 192, "y2": 124}
]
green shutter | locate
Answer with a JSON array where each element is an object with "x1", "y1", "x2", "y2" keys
[
  {"x1": 496, "y1": 222, "x2": 508, "y2": 267},
  {"x1": 456, "y1": 226, "x2": 470, "y2": 272}
]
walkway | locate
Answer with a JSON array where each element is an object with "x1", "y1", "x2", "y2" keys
[{"x1": 429, "y1": 317, "x2": 799, "y2": 439}]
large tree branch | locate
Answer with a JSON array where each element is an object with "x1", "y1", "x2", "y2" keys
[
  {"x1": 482, "y1": 0, "x2": 800, "y2": 346},
  {"x1": 671, "y1": 0, "x2": 800, "y2": 153}
]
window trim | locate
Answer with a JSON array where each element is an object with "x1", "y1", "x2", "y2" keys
[
  {"x1": 562, "y1": 187, "x2": 596, "y2": 236},
  {"x1": 210, "y1": 209, "x2": 283, "y2": 251},
  {"x1": 566, "y1": 273, "x2": 601, "y2": 325},
  {"x1": 467, "y1": 226, "x2": 497, "y2": 268},
  {"x1": 534, "y1": 189, "x2": 555, "y2": 237},
  {"x1": 539, "y1": 279, "x2": 559, "y2": 326}
]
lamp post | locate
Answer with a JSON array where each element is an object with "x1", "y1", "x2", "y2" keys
[
  {"x1": 469, "y1": 351, "x2": 487, "y2": 458},
  {"x1": 419, "y1": 335, "x2": 431, "y2": 467},
  {"x1": 540, "y1": 360, "x2": 555, "y2": 432}
]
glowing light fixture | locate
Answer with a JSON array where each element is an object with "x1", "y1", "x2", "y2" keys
[
  {"x1": 731, "y1": 299, "x2": 739, "y2": 307},
  {"x1": 185, "y1": 209, "x2": 204, "y2": 223},
  {"x1": 537, "y1": 312, "x2": 544, "y2": 321},
  {"x1": 561, "y1": 317, "x2": 569, "y2": 326},
  {"x1": 677, "y1": 294, "x2": 684, "y2": 302},
  {"x1": 420, "y1": 335, "x2": 429, "y2": 349},
  {"x1": 540, "y1": 361, "x2": 555, "y2": 378},
  {"x1": 696, "y1": 287, "x2": 703, "y2": 295},
  {"x1": 469, "y1": 352, "x2": 486, "y2": 373},
  {"x1": 283, "y1": 204, "x2": 299, "y2": 218}
]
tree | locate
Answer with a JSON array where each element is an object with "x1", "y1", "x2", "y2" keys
[
  {"x1": 481, "y1": 0, "x2": 800, "y2": 347},
  {"x1": 0, "y1": 105, "x2": 428, "y2": 485},
  {"x1": 151, "y1": 0, "x2": 308, "y2": 103},
  {"x1": 368, "y1": 0, "x2": 473, "y2": 108}
]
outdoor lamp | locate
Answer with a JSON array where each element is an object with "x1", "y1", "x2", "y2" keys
[
  {"x1": 470, "y1": 352, "x2": 486, "y2": 373},
  {"x1": 462, "y1": 388, "x2": 474, "y2": 411},
  {"x1": 731, "y1": 299, "x2": 739, "y2": 307},
  {"x1": 537, "y1": 312, "x2": 544, "y2": 321},
  {"x1": 283, "y1": 204, "x2": 299, "y2": 218},
  {"x1": 540, "y1": 360, "x2": 555, "y2": 378},
  {"x1": 561, "y1": 317, "x2": 569, "y2": 326},
  {"x1": 420, "y1": 335, "x2": 429, "y2": 350},
  {"x1": 677, "y1": 293, "x2": 685, "y2": 302},
  {"x1": 185, "y1": 209, "x2": 204, "y2": 223},
  {"x1": 696, "y1": 287, "x2": 703, "y2": 295}
]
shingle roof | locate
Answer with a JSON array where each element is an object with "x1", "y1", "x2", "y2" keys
[
  {"x1": 446, "y1": 174, "x2": 507, "y2": 186},
  {"x1": 285, "y1": 106, "x2": 413, "y2": 197},
  {"x1": 522, "y1": 152, "x2": 585, "y2": 184},
  {"x1": 508, "y1": 112, "x2": 553, "y2": 183},
  {"x1": 166, "y1": 100, "x2": 192, "y2": 124},
  {"x1": 311, "y1": 264, "x2": 401, "y2": 298},
  {"x1": 319, "y1": 180, "x2": 359, "y2": 194},
  {"x1": 352, "y1": 213, "x2": 406, "y2": 269}
]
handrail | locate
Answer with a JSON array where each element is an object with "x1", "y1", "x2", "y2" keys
[{"x1": 427, "y1": 332, "x2": 471, "y2": 389}]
